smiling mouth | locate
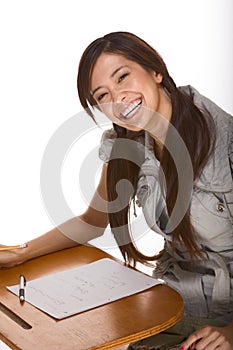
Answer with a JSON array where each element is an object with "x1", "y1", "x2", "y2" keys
[{"x1": 120, "y1": 98, "x2": 142, "y2": 119}]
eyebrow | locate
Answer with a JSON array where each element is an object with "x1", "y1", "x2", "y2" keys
[{"x1": 90, "y1": 65, "x2": 128, "y2": 96}]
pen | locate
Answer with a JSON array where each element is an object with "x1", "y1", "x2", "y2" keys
[
  {"x1": 19, "y1": 275, "x2": 26, "y2": 302},
  {"x1": 0, "y1": 243, "x2": 28, "y2": 251}
]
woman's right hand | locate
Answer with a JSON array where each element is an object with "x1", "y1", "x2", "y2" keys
[{"x1": 0, "y1": 246, "x2": 26, "y2": 268}]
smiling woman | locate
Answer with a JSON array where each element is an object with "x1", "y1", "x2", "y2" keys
[{"x1": 77, "y1": 31, "x2": 216, "y2": 261}]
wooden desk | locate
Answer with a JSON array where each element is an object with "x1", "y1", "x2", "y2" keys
[{"x1": 0, "y1": 245, "x2": 183, "y2": 350}]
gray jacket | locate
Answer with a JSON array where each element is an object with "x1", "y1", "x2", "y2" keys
[{"x1": 99, "y1": 86, "x2": 233, "y2": 323}]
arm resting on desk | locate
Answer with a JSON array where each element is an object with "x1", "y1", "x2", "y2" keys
[{"x1": 0, "y1": 164, "x2": 109, "y2": 268}]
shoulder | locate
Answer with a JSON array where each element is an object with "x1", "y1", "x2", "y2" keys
[
  {"x1": 179, "y1": 85, "x2": 233, "y2": 125},
  {"x1": 180, "y1": 86, "x2": 233, "y2": 192}
]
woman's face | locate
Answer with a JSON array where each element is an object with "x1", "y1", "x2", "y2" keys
[{"x1": 90, "y1": 53, "x2": 171, "y2": 132}]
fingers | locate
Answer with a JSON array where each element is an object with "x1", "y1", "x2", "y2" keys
[
  {"x1": 181, "y1": 327, "x2": 206, "y2": 350},
  {"x1": 181, "y1": 325, "x2": 231, "y2": 350}
]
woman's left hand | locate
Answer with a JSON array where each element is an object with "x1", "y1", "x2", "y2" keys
[{"x1": 181, "y1": 323, "x2": 233, "y2": 350}]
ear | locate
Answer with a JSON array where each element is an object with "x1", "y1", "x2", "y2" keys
[{"x1": 154, "y1": 72, "x2": 163, "y2": 84}]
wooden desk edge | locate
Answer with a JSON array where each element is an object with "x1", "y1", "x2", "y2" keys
[{"x1": 92, "y1": 307, "x2": 184, "y2": 350}]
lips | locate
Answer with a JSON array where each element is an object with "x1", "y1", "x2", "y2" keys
[{"x1": 120, "y1": 98, "x2": 142, "y2": 119}]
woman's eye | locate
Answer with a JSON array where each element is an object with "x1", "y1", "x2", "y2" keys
[
  {"x1": 118, "y1": 73, "x2": 129, "y2": 83},
  {"x1": 97, "y1": 93, "x2": 107, "y2": 102}
]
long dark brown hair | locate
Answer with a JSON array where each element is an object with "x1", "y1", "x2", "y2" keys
[{"x1": 77, "y1": 31, "x2": 215, "y2": 265}]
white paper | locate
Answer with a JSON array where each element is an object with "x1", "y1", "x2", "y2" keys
[{"x1": 7, "y1": 258, "x2": 161, "y2": 319}]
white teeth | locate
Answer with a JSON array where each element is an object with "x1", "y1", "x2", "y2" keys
[{"x1": 122, "y1": 99, "x2": 142, "y2": 118}]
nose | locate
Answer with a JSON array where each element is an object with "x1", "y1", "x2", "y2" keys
[
  {"x1": 111, "y1": 89, "x2": 128, "y2": 118},
  {"x1": 111, "y1": 89, "x2": 127, "y2": 104}
]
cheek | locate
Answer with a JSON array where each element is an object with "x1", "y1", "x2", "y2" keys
[
  {"x1": 99, "y1": 103, "x2": 112, "y2": 116},
  {"x1": 98, "y1": 103, "x2": 118, "y2": 123},
  {"x1": 146, "y1": 87, "x2": 160, "y2": 110}
]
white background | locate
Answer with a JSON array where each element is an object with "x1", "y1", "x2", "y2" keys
[{"x1": 0, "y1": 0, "x2": 232, "y2": 348}]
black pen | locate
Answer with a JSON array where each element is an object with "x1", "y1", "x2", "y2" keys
[{"x1": 19, "y1": 275, "x2": 26, "y2": 302}]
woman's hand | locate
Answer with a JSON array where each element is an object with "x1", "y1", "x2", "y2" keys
[
  {"x1": 181, "y1": 323, "x2": 233, "y2": 350},
  {"x1": 0, "y1": 246, "x2": 26, "y2": 268}
]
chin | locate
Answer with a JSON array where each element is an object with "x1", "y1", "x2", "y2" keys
[{"x1": 124, "y1": 124, "x2": 143, "y2": 132}]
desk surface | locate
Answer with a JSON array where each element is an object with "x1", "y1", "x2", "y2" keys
[{"x1": 0, "y1": 245, "x2": 184, "y2": 350}]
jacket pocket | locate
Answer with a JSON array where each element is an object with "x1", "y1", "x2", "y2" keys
[{"x1": 190, "y1": 189, "x2": 233, "y2": 246}]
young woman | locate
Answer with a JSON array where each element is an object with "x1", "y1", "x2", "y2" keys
[{"x1": 1, "y1": 32, "x2": 233, "y2": 350}]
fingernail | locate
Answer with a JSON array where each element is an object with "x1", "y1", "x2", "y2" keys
[{"x1": 180, "y1": 347, "x2": 184, "y2": 350}]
